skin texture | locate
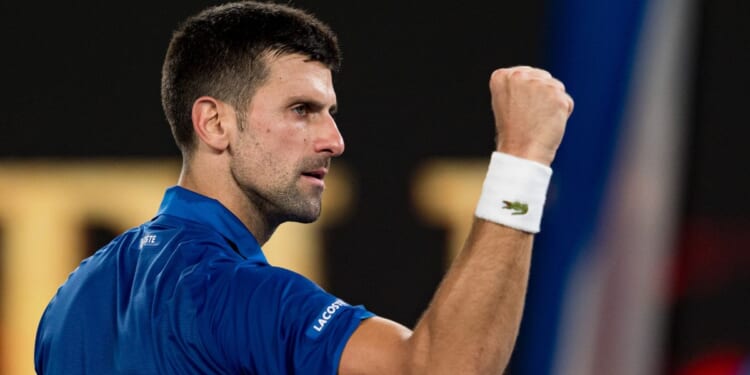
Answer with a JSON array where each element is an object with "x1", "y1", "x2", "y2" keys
[
  {"x1": 178, "y1": 53, "x2": 343, "y2": 244},
  {"x1": 179, "y1": 53, "x2": 573, "y2": 375}
]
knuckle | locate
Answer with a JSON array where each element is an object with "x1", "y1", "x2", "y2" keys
[
  {"x1": 491, "y1": 68, "x2": 507, "y2": 78},
  {"x1": 495, "y1": 67, "x2": 515, "y2": 78},
  {"x1": 490, "y1": 68, "x2": 519, "y2": 90},
  {"x1": 509, "y1": 68, "x2": 527, "y2": 79},
  {"x1": 551, "y1": 78, "x2": 565, "y2": 91},
  {"x1": 533, "y1": 68, "x2": 552, "y2": 78},
  {"x1": 567, "y1": 95, "x2": 575, "y2": 113},
  {"x1": 554, "y1": 94, "x2": 573, "y2": 113}
]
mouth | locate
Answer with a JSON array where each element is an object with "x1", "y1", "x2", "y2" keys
[{"x1": 301, "y1": 168, "x2": 328, "y2": 185}]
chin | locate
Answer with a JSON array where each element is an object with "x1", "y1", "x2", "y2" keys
[
  {"x1": 284, "y1": 201, "x2": 321, "y2": 224},
  {"x1": 286, "y1": 211, "x2": 320, "y2": 224},
  {"x1": 293, "y1": 215, "x2": 319, "y2": 224}
]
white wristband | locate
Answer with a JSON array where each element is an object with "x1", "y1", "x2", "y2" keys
[{"x1": 474, "y1": 152, "x2": 552, "y2": 233}]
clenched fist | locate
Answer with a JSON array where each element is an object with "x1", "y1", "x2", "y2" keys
[{"x1": 489, "y1": 66, "x2": 573, "y2": 166}]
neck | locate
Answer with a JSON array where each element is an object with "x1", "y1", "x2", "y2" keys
[{"x1": 177, "y1": 155, "x2": 276, "y2": 246}]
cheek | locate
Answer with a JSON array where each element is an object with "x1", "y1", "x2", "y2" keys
[{"x1": 243, "y1": 118, "x2": 309, "y2": 165}]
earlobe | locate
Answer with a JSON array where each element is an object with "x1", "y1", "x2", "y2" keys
[{"x1": 191, "y1": 96, "x2": 231, "y2": 151}]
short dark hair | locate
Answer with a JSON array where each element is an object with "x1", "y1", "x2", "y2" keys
[{"x1": 161, "y1": 1, "x2": 341, "y2": 155}]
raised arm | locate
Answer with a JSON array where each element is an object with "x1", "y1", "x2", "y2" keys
[{"x1": 339, "y1": 66, "x2": 573, "y2": 375}]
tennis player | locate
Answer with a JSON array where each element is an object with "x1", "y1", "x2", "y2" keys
[{"x1": 35, "y1": 2, "x2": 573, "y2": 374}]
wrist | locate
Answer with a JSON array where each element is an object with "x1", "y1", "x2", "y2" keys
[
  {"x1": 475, "y1": 152, "x2": 552, "y2": 233},
  {"x1": 496, "y1": 141, "x2": 557, "y2": 166}
]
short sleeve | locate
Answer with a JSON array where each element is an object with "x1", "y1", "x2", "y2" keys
[{"x1": 219, "y1": 266, "x2": 374, "y2": 374}]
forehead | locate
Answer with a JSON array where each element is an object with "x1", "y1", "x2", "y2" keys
[{"x1": 253, "y1": 53, "x2": 336, "y2": 104}]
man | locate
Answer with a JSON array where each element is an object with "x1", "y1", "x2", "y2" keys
[{"x1": 35, "y1": 2, "x2": 573, "y2": 374}]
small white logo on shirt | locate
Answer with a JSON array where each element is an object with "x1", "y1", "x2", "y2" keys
[
  {"x1": 305, "y1": 299, "x2": 348, "y2": 339},
  {"x1": 139, "y1": 234, "x2": 158, "y2": 248}
]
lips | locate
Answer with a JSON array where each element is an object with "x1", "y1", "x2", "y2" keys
[{"x1": 301, "y1": 168, "x2": 327, "y2": 181}]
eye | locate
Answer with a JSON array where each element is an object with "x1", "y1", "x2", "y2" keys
[{"x1": 292, "y1": 104, "x2": 309, "y2": 116}]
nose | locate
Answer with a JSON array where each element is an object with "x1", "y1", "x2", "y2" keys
[{"x1": 315, "y1": 114, "x2": 345, "y2": 157}]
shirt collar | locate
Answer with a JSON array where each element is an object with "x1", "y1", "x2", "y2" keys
[{"x1": 155, "y1": 186, "x2": 267, "y2": 263}]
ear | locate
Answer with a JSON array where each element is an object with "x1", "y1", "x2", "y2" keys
[{"x1": 191, "y1": 96, "x2": 234, "y2": 151}]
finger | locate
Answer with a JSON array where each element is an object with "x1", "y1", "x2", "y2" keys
[
  {"x1": 565, "y1": 93, "x2": 575, "y2": 115},
  {"x1": 507, "y1": 66, "x2": 552, "y2": 79},
  {"x1": 549, "y1": 78, "x2": 565, "y2": 93},
  {"x1": 526, "y1": 68, "x2": 552, "y2": 79}
]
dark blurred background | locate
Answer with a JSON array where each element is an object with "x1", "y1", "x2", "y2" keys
[{"x1": 1, "y1": 1, "x2": 748, "y2": 374}]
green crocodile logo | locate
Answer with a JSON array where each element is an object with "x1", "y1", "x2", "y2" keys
[{"x1": 502, "y1": 200, "x2": 528, "y2": 215}]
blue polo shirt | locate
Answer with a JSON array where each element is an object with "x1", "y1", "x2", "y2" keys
[{"x1": 35, "y1": 186, "x2": 374, "y2": 374}]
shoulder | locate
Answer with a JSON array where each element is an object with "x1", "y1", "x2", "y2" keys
[
  {"x1": 230, "y1": 264, "x2": 324, "y2": 301},
  {"x1": 68, "y1": 226, "x2": 143, "y2": 273},
  {"x1": 203, "y1": 264, "x2": 374, "y2": 373},
  {"x1": 225, "y1": 265, "x2": 340, "y2": 322}
]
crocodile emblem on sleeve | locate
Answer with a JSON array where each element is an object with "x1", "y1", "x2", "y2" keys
[{"x1": 502, "y1": 200, "x2": 528, "y2": 215}]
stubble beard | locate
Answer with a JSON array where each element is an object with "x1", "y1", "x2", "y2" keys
[
  {"x1": 231, "y1": 159, "x2": 324, "y2": 227},
  {"x1": 268, "y1": 180, "x2": 322, "y2": 224}
]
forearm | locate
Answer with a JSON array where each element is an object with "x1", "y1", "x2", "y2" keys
[{"x1": 406, "y1": 219, "x2": 533, "y2": 374}]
